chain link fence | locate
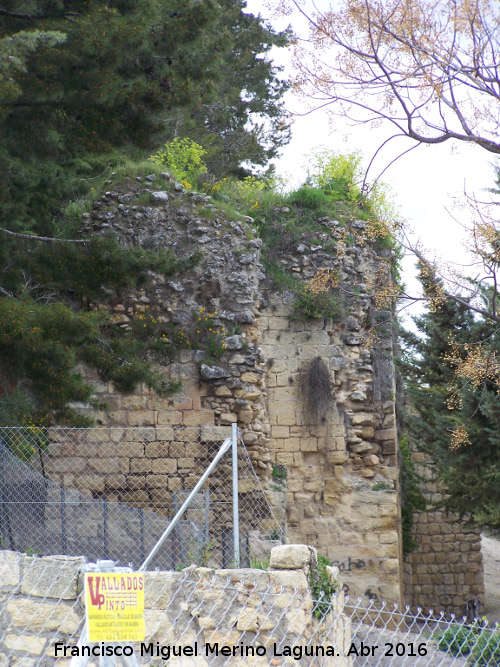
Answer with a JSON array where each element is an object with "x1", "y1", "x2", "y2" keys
[
  {"x1": 0, "y1": 426, "x2": 282, "y2": 570},
  {"x1": 1, "y1": 549, "x2": 499, "y2": 666}
]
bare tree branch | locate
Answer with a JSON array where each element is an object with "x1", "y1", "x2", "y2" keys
[{"x1": 0, "y1": 228, "x2": 89, "y2": 244}]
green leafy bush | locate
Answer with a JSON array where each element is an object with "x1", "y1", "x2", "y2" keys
[
  {"x1": 150, "y1": 137, "x2": 207, "y2": 186},
  {"x1": 309, "y1": 554, "x2": 337, "y2": 619},
  {"x1": 307, "y1": 150, "x2": 362, "y2": 202},
  {"x1": 435, "y1": 624, "x2": 500, "y2": 666},
  {"x1": 288, "y1": 186, "x2": 330, "y2": 209},
  {"x1": 293, "y1": 287, "x2": 343, "y2": 321}
]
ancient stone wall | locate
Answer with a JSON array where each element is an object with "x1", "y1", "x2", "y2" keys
[
  {"x1": 259, "y1": 240, "x2": 402, "y2": 606},
  {"x1": 0, "y1": 545, "x2": 350, "y2": 667},
  {"x1": 403, "y1": 449, "x2": 484, "y2": 615},
  {"x1": 33, "y1": 175, "x2": 483, "y2": 611}
]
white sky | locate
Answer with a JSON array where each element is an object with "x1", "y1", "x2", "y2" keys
[{"x1": 244, "y1": 0, "x2": 498, "y2": 324}]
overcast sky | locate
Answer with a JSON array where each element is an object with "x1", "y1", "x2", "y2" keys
[{"x1": 245, "y1": 0, "x2": 498, "y2": 324}]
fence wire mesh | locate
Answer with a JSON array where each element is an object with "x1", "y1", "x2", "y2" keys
[
  {"x1": 0, "y1": 426, "x2": 281, "y2": 570},
  {"x1": 0, "y1": 550, "x2": 499, "y2": 667}
]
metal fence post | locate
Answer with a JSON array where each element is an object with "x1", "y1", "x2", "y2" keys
[
  {"x1": 232, "y1": 423, "x2": 240, "y2": 568},
  {"x1": 139, "y1": 434, "x2": 232, "y2": 571}
]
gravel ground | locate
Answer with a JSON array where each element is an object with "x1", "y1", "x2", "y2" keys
[
  {"x1": 351, "y1": 623, "x2": 469, "y2": 667},
  {"x1": 482, "y1": 534, "x2": 500, "y2": 625}
]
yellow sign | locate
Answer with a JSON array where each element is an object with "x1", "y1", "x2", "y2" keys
[{"x1": 84, "y1": 572, "x2": 145, "y2": 642}]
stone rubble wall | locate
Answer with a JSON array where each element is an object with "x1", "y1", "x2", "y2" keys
[
  {"x1": 76, "y1": 184, "x2": 405, "y2": 605},
  {"x1": 259, "y1": 234, "x2": 402, "y2": 605},
  {"x1": 403, "y1": 450, "x2": 484, "y2": 615},
  {"x1": 0, "y1": 545, "x2": 351, "y2": 667},
  {"x1": 31, "y1": 175, "x2": 484, "y2": 612}
]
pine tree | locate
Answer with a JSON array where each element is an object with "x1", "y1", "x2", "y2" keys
[
  {"x1": 400, "y1": 266, "x2": 500, "y2": 526},
  {"x1": 176, "y1": 0, "x2": 292, "y2": 177},
  {"x1": 0, "y1": 0, "x2": 224, "y2": 234}
]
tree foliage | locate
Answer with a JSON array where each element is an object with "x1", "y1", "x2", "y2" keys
[
  {"x1": 0, "y1": 0, "x2": 229, "y2": 234},
  {"x1": 1, "y1": 0, "x2": 291, "y2": 234},
  {"x1": 400, "y1": 265, "x2": 500, "y2": 527},
  {"x1": 288, "y1": 0, "x2": 500, "y2": 154},
  {"x1": 0, "y1": 0, "x2": 291, "y2": 424},
  {"x1": 164, "y1": 0, "x2": 292, "y2": 177}
]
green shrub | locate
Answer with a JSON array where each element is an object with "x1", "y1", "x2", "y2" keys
[
  {"x1": 435, "y1": 624, "x2": 500, "y2": 666},
  {"x1": 272, "y1": 464, "x2": 287, "y2": 480},
  {"x1": 150, "y1": 137, "x2": 207, "y2": 186},
  {"x1": 307, "y1": 150, "x2": 362, "y2": 202},
  {"x1": 293, "y1": 287, "x2": 343, "y2": 321},
  {"x1": 436, "y1": 625, "x2": 477, "y2": 657},
  {"x1": 471, "y1": 629, "x2": 500, "y2": 665},
  {"x1": 288, "y1": 186, "x2": 330, "y2": 209},
  {"x1": 309, "y1": 554, "x2": 337, "y2": 619}
]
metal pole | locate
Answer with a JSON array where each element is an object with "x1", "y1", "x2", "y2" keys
[
  {"x1": 139, "y1": 507, "x2": 145, "y2": 564},
  {"x1": 139, "y1": 435, "x2": 232, "y2": 571},
  {"x1": 232, "y1": 423, "x2": 240, "y2": 568},
  {"x1": 61, "y1": 486, "x2": 66, "y2": 554},
  {"x1": 103, "y1": 498, "x2": 108, "y2": 559}
]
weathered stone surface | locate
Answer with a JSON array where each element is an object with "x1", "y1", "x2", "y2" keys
[
  {"x1": 200, "y1": 364, "x2": 230, "y2": 379},
  {"x1": 7, "y1": 598, "x2": 81, "y2": 634},
  {"x1": 269, "y1": 544, "x2": 314, "y2": 570},
  {"x1": 21, "y1": 555, "x2": 84, "y2": 599},
  {"x1": 349, "y1": 441, "x2": 372, "y2": 454},
  {"x1": 0, "y1": 550, "x2": 20, "y2": 591},
  {"x1": 200, "y1": 425, "x2": 230, "y2": 442},
  {"x1": 351, "y1": 413, "x2": 376, "y2": 427},
  {"x1": 150, "y1": 191, "x2": 169, "y2": 204},
  {"x1": 4, "y1": 634, "x2": 46, "y2": 655},
  {"x1": 269, "y1": 569, "x2": 309, "y2": 590}
]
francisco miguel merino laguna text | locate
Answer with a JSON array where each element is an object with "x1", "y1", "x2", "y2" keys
[{"x1": 54, "y1": 641, "x2": 343, "y2": 660}]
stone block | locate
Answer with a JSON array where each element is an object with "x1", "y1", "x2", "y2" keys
[
  {"x1": 173, "y1": 396, "x2": 193, "y2": 410},
  {"x1": 130, "y1": 458, "x2": 152, "y2": 473},
  {"x1": 220, "y1": 412, "x2": 238, "y2": 424},
  {"x1": 126, "y1": 427, "x2": 156, "y2": 442},
  {"x1": 146, "y1": 475, "x2": 169, "y2": 488},
  {"x1": 117, "y1": 441, "x2": 145, "y2": 457},
  {"x1": 238, "y1": 409, "x2": 254, "y2": 423},
  {"x1": 183, "y1": 410, "x2": 215, "y2": 427},
  {"x1": 215, "y1": 385, "x2": 232, "y2": 397},
  {"x1": 269, "y1": 544, "x2": 315, "y2": 570},
  {"x1": 128, "y1": 410, "x2": 157, "y2": 426},
  {"x1": 168, "y1": 477, "x2": 182, "y2": 491},
  {"x1": 349, "y1": 441, "x2": 372, "y2": 454},
  {"x1": 275, "y1": 452, "x2": 294, "y2": 465},
  {"x1": 21, "y1": 556, "x2": 84, "y2": 599},
  {"x1": 0, "y1": 551, "x2": 21, "y2": 591},
  {"x1": 145, "y1": 442, "x2": 168, "y2": 457},
  {"x1": 271, "y1": 425, "x2": 289, "y2": 438},
  {"x1": 156, "y1": 410, "x2": 183, "y2": 425},
  {"x1": 362, "y1": 454, "x2": 380, "y2": 466},
  {"x1": 105, "y1": 474, "x2": 127, "y2": 489},
  {"x1": 326, "y1": 451, "x2": 349, "y2": 464},
  {"x1": 4, "y1": 635, "x2": 46, "y2": 655},
  {"x1": 155, "y1": 427, "x2": 175, "y2": 440},
  {"x1": 75, "y1": 475, "x2": 105, "y2": 492},
  {"x1": 240, "y1": 372, "x2": 260, "y2": 383},
  {"x1": 87, "y1": 457, "x2": 120, "y2": 473},
  {"x1": 269, "y1": 570, "x2": 309, "y2": 590},
  {"x1": 122, "y1": 395, "x2": 148, "y2": 410},
  {"x1": 282, "y1": 437, "x2": 300, "y2": 452},
  {"x1": 152, "y1": 458, "x2": 177, "y2": 474},
  {"x1": 375, "y1": 428, "x2": 396, "y2": 442},
  {"x1": 351, "y1": 413, "x2": 376, "y2": 427},
  {"x1": 200, "y1": 425, "x2": 230, "y2": 442},
  {"x1": 8, "y1": 598, "x2": 80, "y2": 634}
]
